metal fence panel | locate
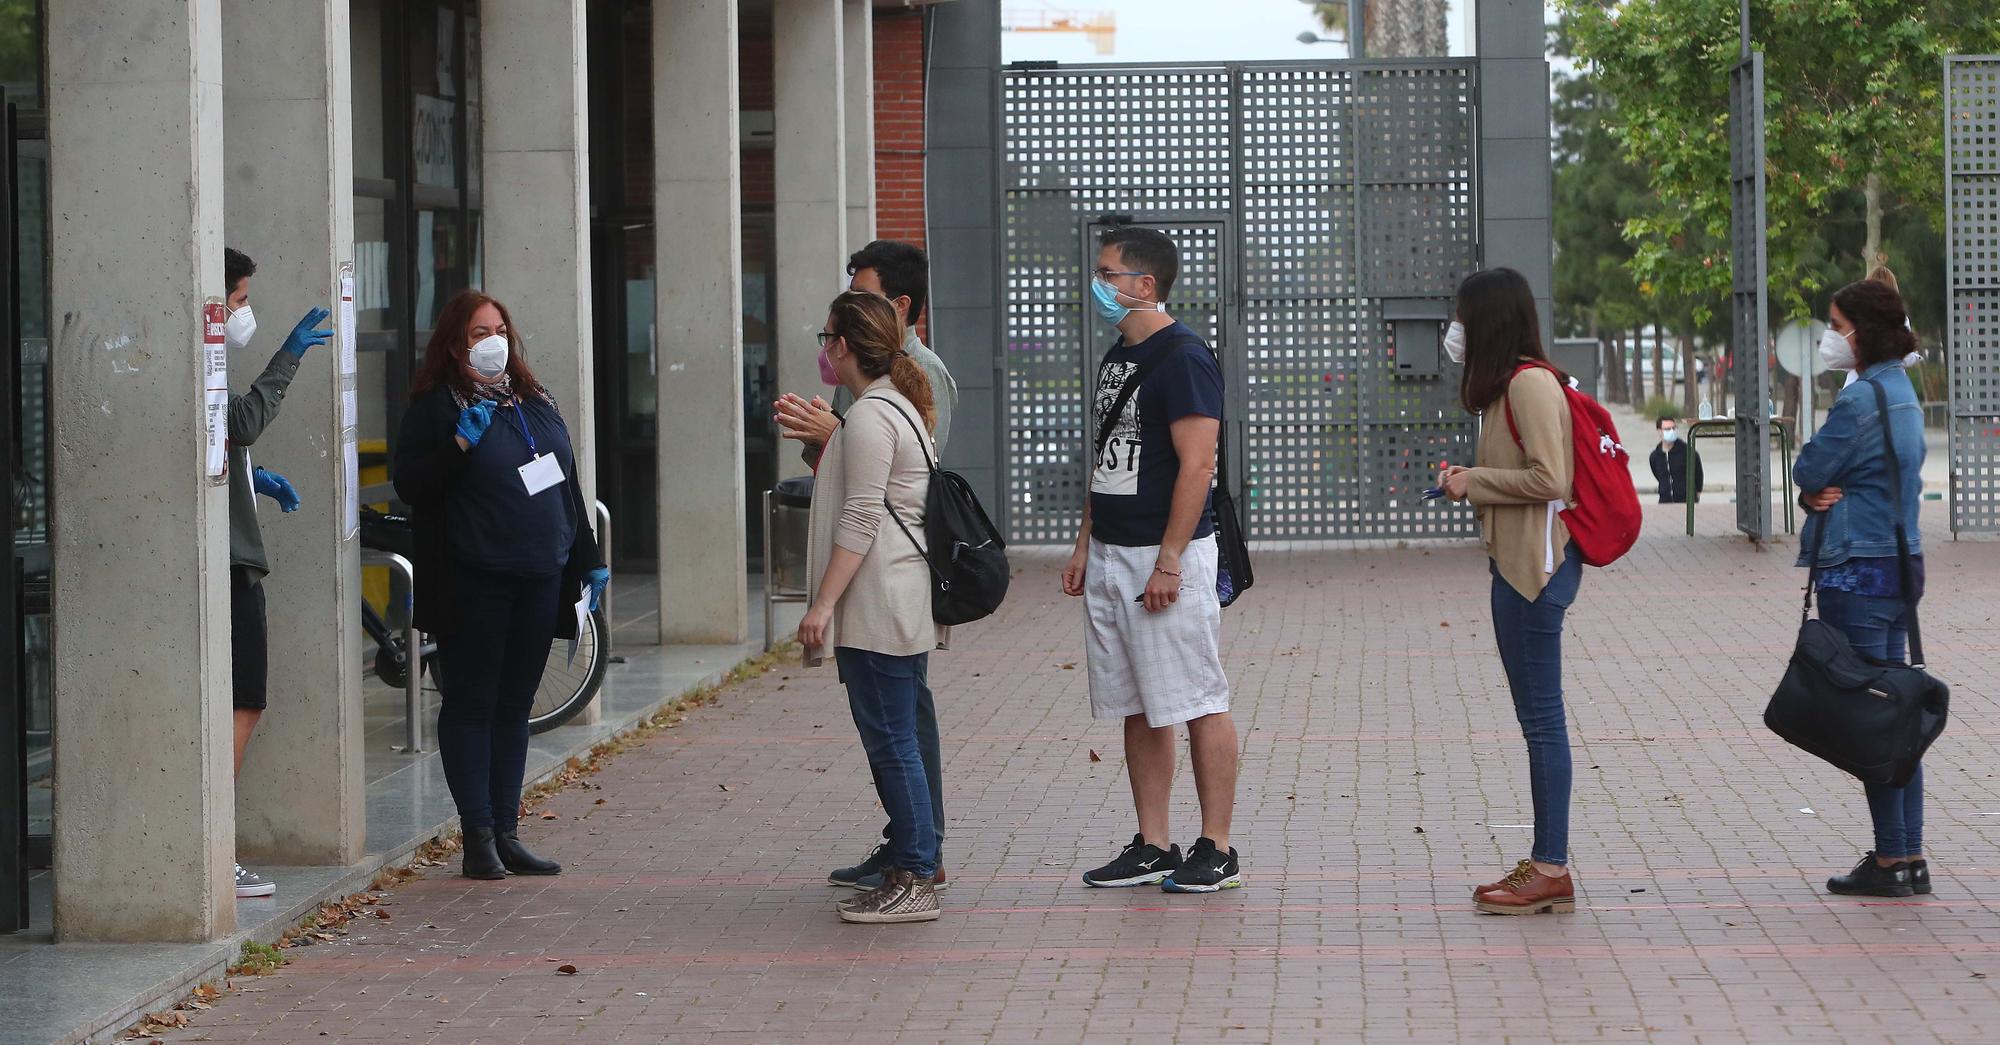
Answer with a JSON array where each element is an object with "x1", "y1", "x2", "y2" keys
[
  {"x1": 1948, "y1": 56, "x2": 2000, "y2": 533},
  {"x1": 1729, "y1": 54, "x2": 1772, "y2": 541},
  {"x1": 1001, "y1": 60, "x2": 1477, "y2": 544}
]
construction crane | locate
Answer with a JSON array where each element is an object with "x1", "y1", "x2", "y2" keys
[{"x1": 1001, "y1": 4, "x2": 1117, "y2": 57}]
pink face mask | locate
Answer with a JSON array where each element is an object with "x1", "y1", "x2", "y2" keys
[{"x1": 817, "y1": 345, "x2": 840, "y2": 386}]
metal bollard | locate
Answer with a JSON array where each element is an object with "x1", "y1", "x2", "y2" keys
[{"x1": 362, "y1": 549, "x2": 423, "y2": 753}]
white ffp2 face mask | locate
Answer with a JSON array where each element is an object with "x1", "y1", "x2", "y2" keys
[
  {"x1": 1818, "y1": 326, "x2": 1856, "y2": 371},
  {"x1": 468, "y1": 334, "x2": 509, "y2": 379},
  {"x1": 225, "y1": 306, "x2": 256, "y2": 350},
  {"x1": 1443, "y1": 320, "x2": 1467, "y2": 365}
]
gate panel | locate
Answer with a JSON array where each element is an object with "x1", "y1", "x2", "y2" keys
[
  {"x1": 1947, "y1": 57, "x2": 2000, "y2": 533},
  {"x1": 1002, "y1": 60, "x2": 1478, "y2": 544}
]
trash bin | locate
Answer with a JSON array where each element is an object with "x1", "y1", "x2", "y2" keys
[{"x1": 763, "y1": 476, "x2": 815, "y2": 650}]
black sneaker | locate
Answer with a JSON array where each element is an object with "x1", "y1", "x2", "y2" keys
[
  {"x1": 1161, "y1": 837, "x2": 1242, "y2": 893},
  {"x1": 1909, "y1": 858, "x2": 1932, "y2": 895},
  {"x1": 1826, "y1": 852, "x2": 1915, "y2": 897},
  {"x1": 1082, "y1": 834, "x2": 1181, "y2": 888},
  {"x1": 829, "y1": 842, "x2": 892, "y2": 888}
]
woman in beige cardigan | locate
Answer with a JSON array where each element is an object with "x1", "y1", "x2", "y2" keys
[
  {"x1": 798, "y1": 290, "x2": 948, "y2": 925},
  {"x1": 1440, "y1": 268, "x2": 1580, "y2": 915}
]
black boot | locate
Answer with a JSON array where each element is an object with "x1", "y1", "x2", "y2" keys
[
  {"x1": 1826, "y1": 852, "x2": 1914, "y2": 897},
  {"x1": 495, "y1": 828, "x2": 562, "y2": 876},
  {"x1": 461, "y1": 826, "x2": 507, "y2": 880}
]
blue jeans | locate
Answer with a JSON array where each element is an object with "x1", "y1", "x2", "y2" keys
[
  {"x1": 837, "y1": 648, "x2": 939, "y2": 878},
  {"x1": 879, "y1": 683, "x2": 944, "y2": 850},
  {"x1": 436, "y1": 565, "x2": 562, "y2": 832},
  {"x1": 1490, "y1": 544, "x2": 1582, "y2": 866},
  {"x1": 1817, "y1": 588, "x2": 1923, "y2": 857}
]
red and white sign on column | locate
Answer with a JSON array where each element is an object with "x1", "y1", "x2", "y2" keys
[{"x1": 203, "y1": 298, "x2": 229, "y2": 482}]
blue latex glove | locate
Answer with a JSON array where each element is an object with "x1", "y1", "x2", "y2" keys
[
  {"x1": 280, "y1": 306, "x2": 334, "y2": 360},
  {"x1": 252, "y1": 467, "x2": 301, "y2": 513},
  {"x1": 456, "y1": 400, "x2": 497, "y2": 447},
  {"x1": 587, "y1": 566, "x2": 611, "y2": 613}
]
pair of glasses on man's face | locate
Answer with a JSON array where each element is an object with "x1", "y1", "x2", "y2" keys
[{"x1": 1095, "y1": 268, "x2": 1146, "y2": 281}]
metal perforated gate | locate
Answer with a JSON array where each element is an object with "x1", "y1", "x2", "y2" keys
[
  {"x1": 1947, "y1": 56, "x2": 2000, "y2": 534},
  {"x1": 1001, "y1": 61, "x2": 1479, "y2": 544}
]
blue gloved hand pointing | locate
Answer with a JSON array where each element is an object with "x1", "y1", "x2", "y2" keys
[
  {"x1": 280, "y1": 306, "x2": 334, "y2": 360},
  {"x1": 455, "y1": 400, "x2": 497, "y2": 448},
  {"x1": 587, "y1": 566, "x2": 611, "y2": 613},
  {"x1": 252, "y1": 467, "x2": 301, "y2": 513}
]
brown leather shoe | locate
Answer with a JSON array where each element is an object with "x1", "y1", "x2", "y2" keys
[
  {"x1": 1472, "y1": 859, "x2": 1529, "y2": 899},
  {"x1": 1474, "y1": 860, "x2": 1576, "y2": 915}
]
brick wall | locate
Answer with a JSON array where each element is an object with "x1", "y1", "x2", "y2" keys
[{"x1": 873, "y1": 9, "x2": 927, "y2": 250}]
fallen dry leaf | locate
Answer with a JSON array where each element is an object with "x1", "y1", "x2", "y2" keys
[
  {"x1": 594, "y1": 798, "x2": 607, "y2": 805},
  {"x1": 557, "y1": 964, "x2": 578, "y2": 975},
  {"x1": 541, "y1": 812, "x2": 559, "y2": 820}
]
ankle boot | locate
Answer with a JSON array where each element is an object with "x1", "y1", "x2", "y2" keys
[
  {"x1": 461, "y1": 826, "x2": 507, "y2": 880},
  {"x1": 495, "y1": 828, "x2": 562, "y2": 875}
]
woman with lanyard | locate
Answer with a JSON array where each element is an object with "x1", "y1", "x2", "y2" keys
[{"x1": 394, "y1": 289, "x2": 609, "y2": 880}]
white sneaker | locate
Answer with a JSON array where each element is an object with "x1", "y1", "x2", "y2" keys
[{"x1": 234, "y1": 863, "x2": 276, "y2": 898}]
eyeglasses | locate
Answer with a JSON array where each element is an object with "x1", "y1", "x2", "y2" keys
[
  {"x1": 816, "y1": 331, "x2": 837, "y2": 346},
  {"x1": 1095, "y1": 268, "x2": 1147, "y2": 280}
]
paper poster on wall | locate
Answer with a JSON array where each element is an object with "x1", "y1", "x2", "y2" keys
[
  {"x1": 203, "y1": 299, "x2": 228, "y2": 482},
  {"x1": 339, "y1": 263, "x2": 360, "y2": 540}
]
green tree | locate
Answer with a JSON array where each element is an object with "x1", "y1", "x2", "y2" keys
[{"x1": 1559, "y1": 0, "x2": 2000, "y2": 322}]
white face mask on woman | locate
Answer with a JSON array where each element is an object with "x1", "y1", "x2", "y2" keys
[
  {"x1": 1817, "y1": 325, "x2": 1856, "y2": 371},
  {"x1": 1443, "y1": 320, "x2": 1467, "y2": 365},
  {"x1": 468, "y1": 333, "x2": 510, "y2": 379}
]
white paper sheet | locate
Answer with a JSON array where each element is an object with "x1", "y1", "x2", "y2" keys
[
  {"x1": 203, "y1": 303, "x2": 228, "y2": 480},
  {"x1": 566, "y1": 585, "x2": 590, "y2": 666}
]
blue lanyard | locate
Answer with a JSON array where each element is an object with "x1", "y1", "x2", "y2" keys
[{"x1": 503, "y1": 398, "x2": 537, "y2": 456}]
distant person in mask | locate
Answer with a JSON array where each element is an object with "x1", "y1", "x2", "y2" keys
[
  {"x1": 1648, "y1": 416, "x2": 1702, "y2": 504},
  {"x1": 393, "y1": 289, "x2": 607, "y2": 882},
  {"x1": 222, "y1": 246, "x2": 332, "y2": 900},
  {"x1": 1824, "y1": 265, "x2": 1923, "y2": 389}
]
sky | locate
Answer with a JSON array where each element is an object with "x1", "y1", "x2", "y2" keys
[{"x1": 999, "y1": 0, "x2": 1483, "y2": 65}]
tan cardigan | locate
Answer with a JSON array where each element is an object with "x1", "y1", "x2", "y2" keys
[
  {"x1": 803, "y1": 378, "x2": 950, "y2": 666},
  {"x1": 1466, "y1": 366, "x2": 1575, "y2": 601}
]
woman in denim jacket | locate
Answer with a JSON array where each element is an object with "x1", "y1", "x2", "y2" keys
[{"x1": 1792, "y1": 278, "x2": 1930, "y2": 898}]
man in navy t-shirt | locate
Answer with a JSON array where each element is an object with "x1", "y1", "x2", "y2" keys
[{"x1": 1060, "y1": 226, "x2": 1241, "y2": 893}]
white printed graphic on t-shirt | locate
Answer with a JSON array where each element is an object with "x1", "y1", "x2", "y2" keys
[{"x1": 1092, "y1": 361, "x2": 1141, "y2": 496}]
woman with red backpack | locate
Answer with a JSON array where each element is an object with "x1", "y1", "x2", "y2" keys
[{"x1": 1442, "y1": 268, "x2": 1586, "y2": 915}]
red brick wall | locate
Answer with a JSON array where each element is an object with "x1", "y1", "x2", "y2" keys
[
  {"x1": 741, "y1": 26, "x2": 776, "y2": 208},
  {"x1": 873, "y1": 9, "x2": 928, "y2": 250}
]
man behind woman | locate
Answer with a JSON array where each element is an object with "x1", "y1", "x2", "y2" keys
[{"x1": 797, "y1": 290, "x2": 949, "y2": 924}]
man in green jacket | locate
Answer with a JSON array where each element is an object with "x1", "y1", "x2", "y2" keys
[{"x1": 222, "y1": 247, "x2": 333, "y2": 898}]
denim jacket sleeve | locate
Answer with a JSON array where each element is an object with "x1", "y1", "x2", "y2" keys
[{"x1": 1793, "y1": 383, "x2": 1869, "y2": 494}]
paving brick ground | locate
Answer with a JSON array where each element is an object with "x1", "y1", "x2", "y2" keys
[{"x1": 150, "y1": 501, "x2": 2000, "y2": 1044}]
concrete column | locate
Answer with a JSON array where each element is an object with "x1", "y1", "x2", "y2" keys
[
  {"x1": 772, "y1": 0, "x2": 847, "y2": 481},
  {"x1": 48, "y1": 0, "x2": 234, "y2": 942},
  {"x1": 481, "y1": 1, "x2": 601, "y2": 713},
  {"x1": 1476, "y1": 0, "x2": 1554, "y2": 345},
  {"x1": 654, "y1": 0, "x2": 748, "y2": 644},
  {"x1": 221, "y1": 0, "x2": 364, "y2": 869},
  {"x1": 842, "y1": 0, "x2": 876, "y2": 250}
]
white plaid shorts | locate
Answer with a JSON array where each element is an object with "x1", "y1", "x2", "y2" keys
[{"x1": 1083, "y1": 534, "x2": 1230, "y2": 728}]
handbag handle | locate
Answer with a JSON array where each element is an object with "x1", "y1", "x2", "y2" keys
[{"x1": 1864, "y1": 376, "x2": 1926, "y2": 668}]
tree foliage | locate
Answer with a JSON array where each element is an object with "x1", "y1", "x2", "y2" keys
[{"x1": 1558, "y1": 0, "x2": 2000, "y2": 323}]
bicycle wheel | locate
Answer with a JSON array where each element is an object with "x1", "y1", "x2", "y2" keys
[{"x1": 529, "y1": 606, "x2": 609, "y2": 734}]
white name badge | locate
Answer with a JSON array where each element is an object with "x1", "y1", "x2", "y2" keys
[{"x1": 518, "y1": 452, "x2": 565, "y2": 496}]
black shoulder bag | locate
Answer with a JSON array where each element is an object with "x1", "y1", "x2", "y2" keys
[
  {"x1": 1092, "y1": 346, "x2": 1253, "y2": 608},
  {"x1": 857, "y1": 396, "x2": 1010, "y2": 626},
  {"x1": 1763, "y1": 377, "x2": 1947, "y2": 787}
]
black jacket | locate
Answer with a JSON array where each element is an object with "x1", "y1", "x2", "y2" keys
[
  {"x1": 393, "y1": 386, "x2": 602, "y2": 639},
  {"x1": 1649, "y1": 440, "x2": 1703, "y2": 504}
]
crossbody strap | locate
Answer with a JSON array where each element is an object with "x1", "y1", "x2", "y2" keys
[
  {"x1": 1865, "y1": 376, "x2": 1926, "y2": 667},
  {"x1": 1092, "y1": 348, "x2": 1174, "y2": 464}
]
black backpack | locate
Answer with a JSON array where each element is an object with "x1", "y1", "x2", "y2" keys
[{"x1": 855, "y1": 396, "x2": 1011, "y2": 626}]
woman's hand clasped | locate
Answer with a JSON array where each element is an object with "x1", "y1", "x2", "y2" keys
[
  {"x1": 1803, "y1": 486, "x2": 1844, "y2": 512},
  {"x1": 1441, "y1": 465, "x2": 1473, "y2": 502}
]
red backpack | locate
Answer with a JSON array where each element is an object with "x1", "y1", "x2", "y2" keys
[{"x1": 1501, "y1": 362, "x2": 1643, "y2": 568}]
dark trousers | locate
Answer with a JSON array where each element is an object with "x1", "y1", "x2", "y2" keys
[
  {"x1": 837, "y1": 647, "x2": 939, "y2": 878},
  {"x1": 1818, "y1": 588, "x2": 1923, "y2": 857},
  {"x1": 878, "y1": 670, "x2": 944, "y2": 851},
  {"x1": 1490, "y1": 544, "x2": 1583, "y2": 866},
  {"x1": 436, "y1": 565, "x2": 561, "y2": 832}
]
